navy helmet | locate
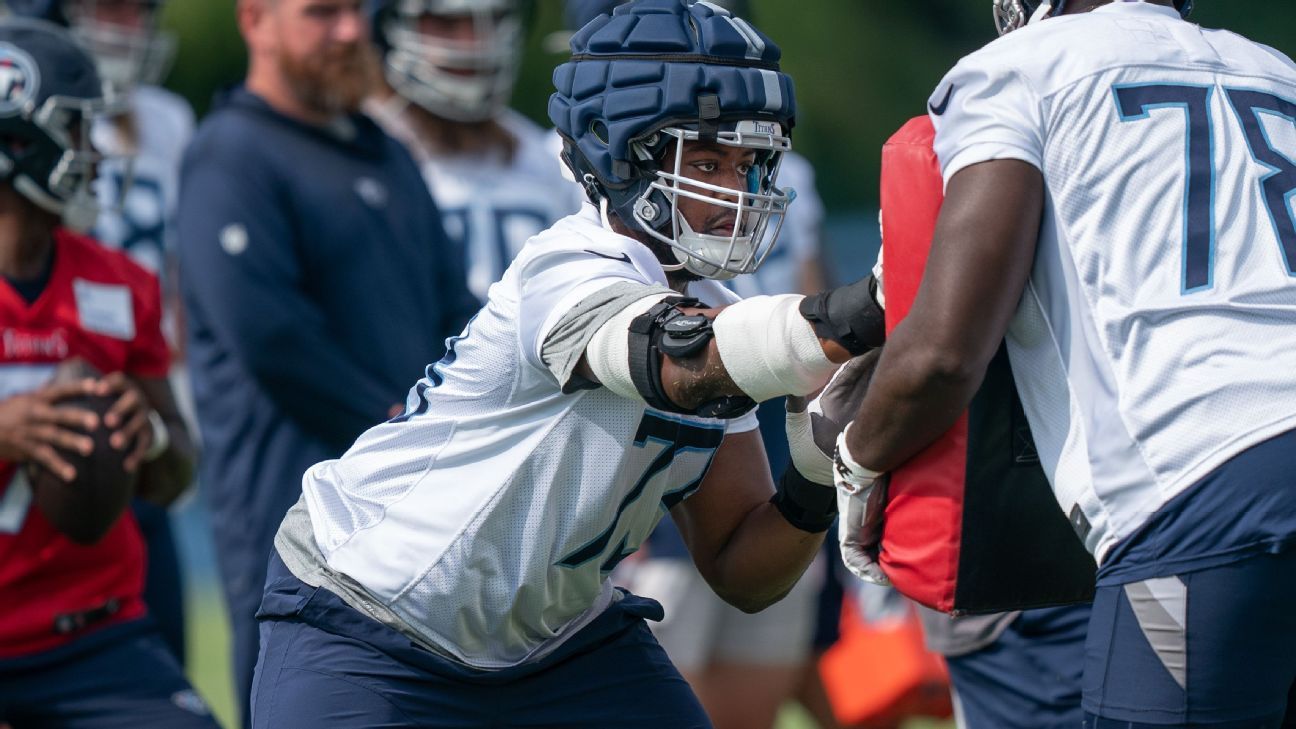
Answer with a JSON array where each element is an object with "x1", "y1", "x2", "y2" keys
[
  {"x1": 367, "y1": 0, "x2": 533, "y2": 123},
  {"x1": 552, "y1": 0, "x2": 752, "y2": 53},
  {"x1": 565, "y1": 0, "x2": 751, "y2": 32},
  {"x1": 549, "y1": 0, "x2": 795, "y2": 280},
  {"x1": 0, "y1": 16, "x2": 107, "y2": 230},
  {"x1": 994, "y1": 0, "x2": 1193, "y2": 36},
  {"x1": 4, "y1": 0, "x2": 174, "y2": 94}
]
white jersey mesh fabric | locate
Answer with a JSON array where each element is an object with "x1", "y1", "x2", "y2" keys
[
  {"x1": 90, "y1": 86, "x2": 194, "y2": 276},
  {"x1": 297, "y1": 206, "x2": 756, "y2": 668},
  {"x1": 367, "y1": 104, "x2": 584, "y2": 302},
  {"x1": 932, "y1": 2, "x2": 1296, "y2": 563}
]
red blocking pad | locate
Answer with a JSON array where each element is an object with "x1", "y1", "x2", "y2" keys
[{"x1": 877, "y1": 116, "x2": 1094, "y2": 614}]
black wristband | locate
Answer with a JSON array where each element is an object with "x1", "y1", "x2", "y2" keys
[
  {"x1": 771, "y1": 467, "x2": 837, "y2": 533},
  {"x1": 799, "y1": 275, "x2": 886, "y2": 356}
]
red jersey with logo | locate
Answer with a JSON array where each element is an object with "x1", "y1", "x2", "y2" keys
[{"x1": 0, "y1": 228, "x2": 169, "y2": 659}]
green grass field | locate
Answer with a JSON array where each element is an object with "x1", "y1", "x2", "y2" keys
[
  {"x1": 187, "y1": 586, "x2": 238, "y2": 729},
  {"x1": 185, "y1": 586, "x2": 953, "y2": 729}
]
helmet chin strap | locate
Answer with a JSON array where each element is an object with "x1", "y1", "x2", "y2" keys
[
  {"x1": 1029, "y1": 1, "x2": 1055, "y2": 24},
  {"x1": 599, "y1": 197, "x2": 687, "y2": 272}
]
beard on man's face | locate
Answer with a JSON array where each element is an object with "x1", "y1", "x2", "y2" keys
[{"x1": 277, "y1": 40, "x2": 379, "y2": 116}]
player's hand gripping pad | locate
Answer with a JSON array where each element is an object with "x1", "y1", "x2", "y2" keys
[{"x1": 878, "y1": 116, "x2": 1094, "y2": 614}]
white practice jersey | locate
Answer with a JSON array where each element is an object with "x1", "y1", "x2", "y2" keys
[
  {"x1": 368, "y1": 104, "x2": 583, "y2": 301},
  {"x1": 91, "y1": 86, "x2": 194, "y2": 277},
  {"x1": 931, "y1": 1, "x2": 1296, "y2": 563},
  {"x1": 727, "y1": 150, "x2": 824, "y2": 298},
  {"x1": 292, "y1": 204, "x2": 757, "y2": 668}
]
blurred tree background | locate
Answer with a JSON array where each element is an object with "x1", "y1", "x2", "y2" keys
[{"x1": 163, "y1": 1, "x2": 1296, "y2": 215}]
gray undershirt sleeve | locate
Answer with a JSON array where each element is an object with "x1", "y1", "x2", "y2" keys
[{"x1": 540, "y1": 280, "x2": 675, "y2": 392}]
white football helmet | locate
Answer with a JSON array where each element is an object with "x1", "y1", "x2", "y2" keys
[
  {"x1": 61, "y1": 0, "x2": 176, "y2": 94},
  {"x1": 375, "y1": 0, "x2": 527, "y2": 123}
]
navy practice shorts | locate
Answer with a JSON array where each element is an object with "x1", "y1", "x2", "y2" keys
[
  {"x1": 1083, "y1": 549, "x2": 1296, "y2": 727},
  {"x1": 0, "y1": 620, "x2": 218, "y2": 728},
  {"x1": 946, "y1": 604, "x2": 1090, "y2": 729},
  {"x1": 251, "y1": 554, "x2": 711, "y2": 728}
]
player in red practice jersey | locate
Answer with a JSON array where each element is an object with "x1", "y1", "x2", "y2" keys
[{"x1": 0, "y1": 17, "x2": 216, "y2": 728}]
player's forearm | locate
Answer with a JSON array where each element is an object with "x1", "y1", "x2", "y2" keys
[
  {"x1": 662, "y1": 333, "x2": 851, "y2": 410},
  {"x1": 135, "y1": 419, "x2": 194, "y2": 506},
  {"x1": 582, "y1": 294, "x2": 851, "y2": 415},
  {"x1": 845, "y1": 162, "x2": 1041, "y2": 471},
  {"x1": 132, "y1": 379, "x2": 196, "y2": 505},
  {"x1": 701, "y1": 502, "x2": 826, "y2": 614},
  {"x1": 845, "y1": 332, "x2": 985, "y2": 472},
  {"x1": 658, "y1": 297, "x2": 852, "y2": 411}
]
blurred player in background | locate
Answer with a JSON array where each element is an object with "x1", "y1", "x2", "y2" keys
[
  {"x1": 365, "y1": 0, "x2": 581, "y2": 302},
  {"x1": 250, "y1": 2, "x2": 887, "y2": 726},
  {"x1": 4, "y1": 0, "x2": 195, "y2": 666},
  {"x1": 838, "y1": 1, "x2": 1296, "y2": 726},
  {"x1": 177, "y1": 0, "x2": 477, "y2": 724},
  {"x1": 0, "y1": 18, "x2": 214, "y2": 727}
]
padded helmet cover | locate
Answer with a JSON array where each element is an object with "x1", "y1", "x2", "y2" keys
[{"x1": 548, "y1": 0, "x2": 795, "y2": 205}]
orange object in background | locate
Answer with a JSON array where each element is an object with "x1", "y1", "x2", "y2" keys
[{"x1": 818, "y1": 585, "x2": 952, "y2": 729}]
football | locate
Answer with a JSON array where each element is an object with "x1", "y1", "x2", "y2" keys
[{"x1": 29, "y1": 373, "x2": 136, "y2": 546}]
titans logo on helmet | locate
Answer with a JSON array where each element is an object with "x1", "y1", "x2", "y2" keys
[{"x1": 0, "y1": 43, "x2": 38, "y2": 117}]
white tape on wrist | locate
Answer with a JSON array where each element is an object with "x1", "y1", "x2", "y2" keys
[
  {"x1": 833, "y1": 424, "x2": 882, "y2": 494},
  {"x1": 785, "y1": 409, "x2": 834, "y2": 485},
  {"x1": 713, "y1": 294, "x2": 837, "y2": 403}
]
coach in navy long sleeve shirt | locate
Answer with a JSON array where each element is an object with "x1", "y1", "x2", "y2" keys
[{"x1": 178, "y1": 82, "x2": 476, "y2": 725}]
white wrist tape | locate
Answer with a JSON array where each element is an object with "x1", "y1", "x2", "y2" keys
[
  {"x1": 833, "y1": 423, "x2": 882, "y2": 494},
  {"x1": 785, "y1": 409, "x2": 835, "y2": 485},
  {"x1": 713, "y1": 294, "x2": 837, "y2": 403},
  {"x1": 585, "y1": 292, "x2": 672, "y2": 402}
]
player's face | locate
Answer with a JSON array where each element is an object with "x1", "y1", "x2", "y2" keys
[
  {"x1": 410, "y1": 10, "x2": 509, "y2": 77},
  {"x1": 673, "y1": 140, "x2": 760, "y2": 237},
  {"x1": 416, "y1": 11, "x2": 488, "y2": 41},
  {"x1": 270, "y1": 0, "x2": 377, "y2": 114}
]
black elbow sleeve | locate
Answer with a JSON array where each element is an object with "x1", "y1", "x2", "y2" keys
[
  {"x1": 798, "y1": 275, "x2": 887, "y2": 356},
  {"x1": 626, "y1": 297, "x2": 757, "y2": 419}
]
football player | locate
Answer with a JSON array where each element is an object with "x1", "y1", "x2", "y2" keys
[
  {"x1": 5, "y1": 0, "x2": 196, "y2": 665},
  {"x1": 574, "y1": 3, "x2": 836, "y2": 728},
  {"x1": 0, "y1": 18, "x2": 214, "y2": 727},
  {"x1": 250, "y1": 2, "x2": 885, "y2": 726},
  {"x1": 837, "y1": 1, "x2": 1296, "y2": 726},
  {"x1": 365, "y1": 0, "x2": 582, "y2": 301}
]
